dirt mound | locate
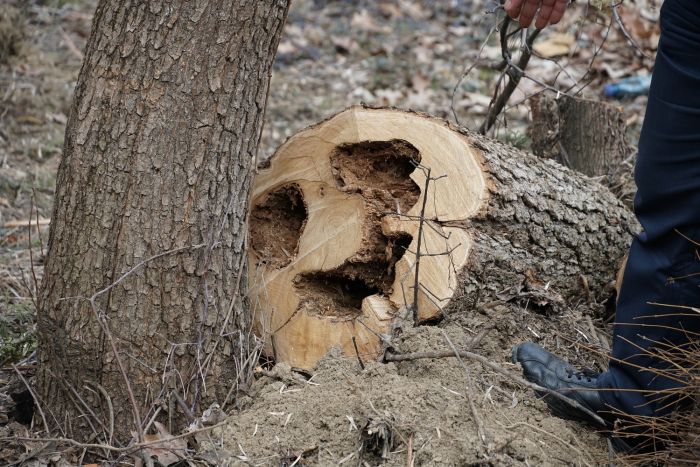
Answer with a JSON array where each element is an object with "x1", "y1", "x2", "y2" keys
[
  {"x1": 0, "y1": 6, "x2": 26, "y2": 65},
  {"x1": 212, "y1": 313, "x2": 610, "y2": 466}
]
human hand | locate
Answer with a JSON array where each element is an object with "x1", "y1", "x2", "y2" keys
[{"x1": 504, "y1": 0, "x2": 570, "y2": 29}]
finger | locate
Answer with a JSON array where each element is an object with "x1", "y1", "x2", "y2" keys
[
  {"x1": 534, "y1": 0, "x2": 556, "y2": 29},
  {"x1": 504, "y1": 0, "x2": 525, "y2": 20},
  {"x1": 548, "y1": 0, "x2": 570, "y2": 25},
  {"x1": 518, "y1": 0, "x2": 543, "y2": 28},
  {"x1": 535, "y1": 0, "x2": 569, "y2": 28}
]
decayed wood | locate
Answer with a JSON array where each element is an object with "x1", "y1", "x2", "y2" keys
[
  {"x1": 249, "y1": 106, "x2": 640, "y2": 370},
  {"x1": 37, "y1": 0, "x2": 290, "y2": 440}
]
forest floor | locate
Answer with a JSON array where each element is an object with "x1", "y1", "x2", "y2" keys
[{"x1": 0, "y1": 0, "x2": 661, "y2": 466}]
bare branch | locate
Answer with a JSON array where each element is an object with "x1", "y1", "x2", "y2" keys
[
  {"x1": 451, "y1": 8, "x2": 502, "y2": 125},
  {"x1": 442, "y1": 331, "x2": 489, "y2": 450},
  {"x1": 611, "y1": 0, "x2": 652, "y2": 60},
  {"x1": 13, "y1": 364, "x2": 50, "y2": 436},
  {"x1": 8, "y1": 418, "x2": 231, "y2": 454}
]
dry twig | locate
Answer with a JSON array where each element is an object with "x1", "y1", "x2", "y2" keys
[
  {"x1": 611, "y1": 0, "x2": 652, "y2": 60},
  {"x1": 441, "y1": 331, "x2": 489, "y2": 451},
  {"x1": 12, "y1": 363, "x2": 49, "y2": 436}
]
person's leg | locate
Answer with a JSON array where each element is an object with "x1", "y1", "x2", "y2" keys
[
  {"x1": 596, "y1": 0, "x2": 700, "y2": 420},
  {"x1": 513, "y1": 0, "x2": 700, "y2": 451}
]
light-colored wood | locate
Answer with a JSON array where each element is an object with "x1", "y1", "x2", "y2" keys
[{"x1": 249, "y1": 106, "x2": 488, "y2": 369}]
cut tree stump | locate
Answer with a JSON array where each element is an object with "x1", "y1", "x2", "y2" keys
[
  {"x1": 530, "y1": 96, "x2": 634, "y2": 187},
  {"x1": 249, "y1": 105, "x2": 640, "y2": 370}
]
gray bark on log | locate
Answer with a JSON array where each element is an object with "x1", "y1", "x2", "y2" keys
[
  {"x1": 448, "y1": 128, "x2": 639, "y2": 313},
  {"x1": 37, "y1": 0, "x2": 289, "y2": 440}
]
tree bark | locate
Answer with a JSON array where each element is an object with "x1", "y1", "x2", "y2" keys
[
  {"x1": 529, "y1": 95, "x2": 633, "y2": 182},
  {"x1": 36, "y1": 0, "x2": 289, "y2": 441},
  {"x1": 249, "y1": 106, "x2": 640, "y2": 370}
]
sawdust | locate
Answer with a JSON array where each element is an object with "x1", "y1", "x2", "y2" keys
[{"x1": 216, "y1": 314, "x2": 610, "y2": 466}]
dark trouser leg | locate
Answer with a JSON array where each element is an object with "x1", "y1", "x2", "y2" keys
[{"x1": 596, "y1": 0, "x2": 700, "y2": 419}]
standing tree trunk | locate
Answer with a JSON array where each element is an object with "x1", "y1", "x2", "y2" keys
[{"x1": 36, "y1": 0, "x2": 290, "y2": 441}]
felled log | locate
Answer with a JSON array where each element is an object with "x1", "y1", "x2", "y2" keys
[{"x1": 248, "y1": 105, "x2": 640, "y2": 369}]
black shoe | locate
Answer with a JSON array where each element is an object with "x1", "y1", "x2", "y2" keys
[
  {"x1": 511, "y1": 342, "x2": 611, "y2": 430},
  {"x1": 512, "y1": 342, "x2": 657, "y2": 455}
]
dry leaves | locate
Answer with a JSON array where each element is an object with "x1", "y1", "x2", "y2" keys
[
  {"x1": 407, "y1": 74, "x2": 434, "y2": 108},
  {"x1": 532, "y1": 34, "x2": 575, "y2": 58},
  {"x1": 351, "y1": 9, "x2": 380, "y2": 32},
  {"x1": 132, "y1": 422, "x2": 187, "y2": 467}
]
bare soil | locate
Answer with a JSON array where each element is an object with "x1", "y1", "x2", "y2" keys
[{"x1": 214, "y1": 308, "x2": 612, "y2": 466}]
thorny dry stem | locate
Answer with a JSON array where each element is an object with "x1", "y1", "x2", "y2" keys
[
  {"x1": 5, "y1": 418, "x2": 230, "y2": 454},
  {"x1": 411, "y1": 165, "x2": 432, "y2": 325},
  {"x1": 581, "y1": 11, "x2": 613, "y2": 85},
  {"x1": 611, "y1": 0, "x2": 652, "y2": 60},
  {"x1": 480, "y1": 18, "x2": 551, "y2": 135},
  {"x1": 61, "y1": 379, "x2": 107, "y2": 451},
  {"x1": 394, "y1": 160, "x2": 453, "y2": 325},
  {"x1": 453, "y1": 0, "x2": 651, "y2": 140},
  {"x1": 450, "y1": 5, "x2": 501, "y2": 126},
  {"x1": 497, "y1": 421, "x2": 594, "y2": 467},
  {"x1": 198, "y1": 210, "x2": 253, "y2": 409}
]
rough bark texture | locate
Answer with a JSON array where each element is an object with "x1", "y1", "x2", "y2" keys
[
  {"x1": 36, "y1": 0, "x2": 289, "y2": 441},
  {"x1": 248, "y1": 106, "x2": 641, "y2": 370},
  {"x1": 447, "y1": 127, "x2": 639, "y2": 314},
  {"x1": 530, "y1": 95, "x2": 632, "y2": 179}
]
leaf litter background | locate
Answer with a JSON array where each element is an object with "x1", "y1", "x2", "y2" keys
[{"x1": 0, "y1": 0, "x2": 661, "y2": 465}]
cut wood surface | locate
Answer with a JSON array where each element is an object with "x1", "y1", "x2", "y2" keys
[{"x1": 249, "y1": 105, "x2": 640, "y2": 370}]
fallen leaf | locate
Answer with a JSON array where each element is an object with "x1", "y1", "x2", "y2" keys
[
  {"x1": 14, "y1": 115, "x2": 45, "y2": 125},
  {"x1": 398, "y1": 0, "x2": 428, "y2": 20},
  {"x1": 331, "y1": 36, "x2": 357, "y2": 55},
  {"x1": 46, "y1": 112, "x2": 68, "y2": 124},
  {"x1": 533, "y1": 34, "x2": 575, "y2": 58},
  {"x1": 378, "y1": 3, "x2": 403, "y2": 19},
  {"x1": 375, "y1": 89, "x2": 404, "y2": 106},
  {"x1": 407, "y1": 74, "x2": 434, "y2": 108},
  {"x1": 13, "y1": 64, "x2": 40, "y2": 76},
  {"x1": 618, "y1": 4, "x2": 660, "y2": 41},
  {"x1": 351, "y1": 10, "x2": 379, "y2": 32},
  {"x1": 277, "y1": 41, "x2": 297, "y2": 55},
  {"x1": 448, "y1": 25, "x2": 471, "y2": 37},
  {"x1": 464, "y1": 92, "x2": 493, "y2": 107},
  {"x1": 132, "y1": 422, "x2": 187, "y2": 467},
  {"x1": 601, "y1": 62, "x2": 629, "y2": 80}
]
